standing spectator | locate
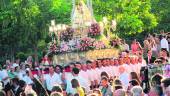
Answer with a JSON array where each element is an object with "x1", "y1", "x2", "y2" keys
[
  {"x1": 131, "y1": 39, "x2": 138, "y2": 54},
  {"x1": 130, "y1": 72, "x2": 141, "y2": 84},
  {"x1": 118, "y1": 66, "x2": 129, "y2": 90},
  {"x1": 0, "y1": 66, "x2": 11, "y2": 95},
  {"x1": 42, "y1": 55, "x2": 50, "y2": 66},
  {"x1": 22, "y1": 69, "x2": 33, "y2": 85},
  {"x1": 26, "y1": 56, "x2": 33, "y2": 67},
  {"x1": 143, "y1": 37, "x2": 151, "y2": 57},
  {"x1": 153, "y1": 34, "x2": 160, "y2": 55},
  {"x1": 160, "y1": 35, "x2": 169, "y2": 52},
  {"x1": 79, "y1": 63, "x2": 91, "y2": 88},
  {"x1": 122, "y1": 39, "x2": 129, "y2": 51},
  {"x1": 167, "y1": 32, "x2": 170, "y2": 51},
  {"x1": 99, "y1": 77, "x2": 113, "y2": 96},
  {"x1": 131, "y1": 39, "x2": 142, "y2": 55}
]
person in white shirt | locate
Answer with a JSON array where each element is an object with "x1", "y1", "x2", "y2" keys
[
  {"x1": 0, "y1": 68, "x2": 10, "y2": 86},
  {"x1": 96, "y1": 60, "x2": 103, "y2": 80},
  {"x1": 118, "y1": 66, "x2": 129, "y2": 90},
  {"x1": 130, "y1": 57, "x2": 136, "y2": 73},
  {"x1": 86, "y1": 61, "x2": 95, "y2": 89},
  {"x1": 54, "y1": 65, "x2": 63, "y2": 82},
  {"x1": 110, "y1": 59, "x2": 117, "y2": 78},
  {"x1": 113, "y1": 59, "x2": 119, "y2": 76},
  {"x1": 91, "y1": 61, "x2": 99, "y2": 88},
  {"x1": 18, "y1": 64, "x2": 26, "y2": 80},
  {"x1": 22, "y1": 68, "x2": 34, "y2": 85},
  {"x1": 0, "y1": 67, "x2": 11, "y2": 93},
  {"x1": 79, "y1": 63, "x2": 91, "y2": 86},
  {"x1": 122, "y1": 39, "x2": 130, "y2": 51},
  {"x1": 161, "y1": 35, "x2": 169, "y2": 51},
  {"x1": 42, "y1": 65, "x2": 63, "y2": 93},
  {"x1": 122, "y1": 57, "x2": 131, "y2": 74}
]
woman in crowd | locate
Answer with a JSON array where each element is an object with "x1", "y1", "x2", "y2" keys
[
  {"x1": 130, "y1": 72, "x2": 141, "y2": 84},
  {"x1": 131, "y1": 39, "x2": 142, "y2": 55}
]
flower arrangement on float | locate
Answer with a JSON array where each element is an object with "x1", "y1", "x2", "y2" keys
[
  {"x1": 93, "y1": 41, "x2": 106, "y2": 49},
  {"x1": 48, "y1": 42, "x2": 58, "y2": 53},
  {"x1": 59, "y1": 42, "x2": 70, "y2": 52},
  {"x1": 88, "y1": 23, "x2": 101, "y2": 37},
  {"x1": 47, "y1": 17, "x2": 118, "y2": 54},
  {"x1": 60, "y1": 27, "x2": 74, "y2": 42},
  {"x1": 77, "y1": 37, "x2": 95, "y2": 51}
]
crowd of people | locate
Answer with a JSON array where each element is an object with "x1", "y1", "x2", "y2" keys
[{"x1": 0, "y1": 32, "x2": 170, "y2": 96}]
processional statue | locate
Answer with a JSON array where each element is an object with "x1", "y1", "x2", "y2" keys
[{"x1": 71, "y1": 0, "x2": 95, "y2": 38}]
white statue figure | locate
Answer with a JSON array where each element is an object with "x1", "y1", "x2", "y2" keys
[{"x1": 71, "y1": 0, "x2": 95, "y2": 38}]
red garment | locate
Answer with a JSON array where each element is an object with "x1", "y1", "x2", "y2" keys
[{"x1": 131, "y1": 43, "x2": 139, "y2": 54}]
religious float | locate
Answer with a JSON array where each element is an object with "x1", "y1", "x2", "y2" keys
[{"x1": 47, "y1": 0, "x2": 119, "y2": 65}]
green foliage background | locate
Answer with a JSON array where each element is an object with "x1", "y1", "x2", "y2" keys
[{"x1": 0, "y1": 0, "x2": 170, "y2": 63}]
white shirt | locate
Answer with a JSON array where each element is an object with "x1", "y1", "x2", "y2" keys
[
  {"x1": 91, "y1": 68, "x2": 98, "y2": 81},
  {"x1": 161, "y1": 38, "x2": 169, "y2": 51},
  {"x1": 111, "y1": 66, "x2": 115, "y2": 77},
  {"x1": 86, "y1": 69, "x2": 94, "y2": 83},
  {"x1": 0, "y1": 69, "x2": 10, "y2": 85},
  {"x1": 122, "y1": 64, "x2": 131, "y2": 74},
  {"x1": 101, "y1": 66, "x2": 108, "y2": 74},
  {"x1": 44, "y1": 72, "x2": 63, "y2": 91},
  {"x1": 18, "y1": 70, "x2": 26, "y2": 80},
  {"x1": 107, "y1": 66, "x2": 113, "y2": 77},
  {"x1": 136, "y1": 63, "x2": 142, "y2": 74},
  {"x1": 129, "y1": 64, "x2": 136, "y2": 72},
  {"x1": 22, "y1": 75, "x2": 33, "y2": 85},
  {"x1": 95, "y1": 68, "x2": 102, "y2": 80},
  {"x1": 112, "y1": 66, "x2": 119, "y2": 77},
  {"x1": 79, "y1": 70, "x2": 91, "y2": 85},
  {"x1": 124, "y1": 44, "x2": 130, "y2": 51},
  {"x1": 119, "y1": 72, "x2": 129, "y2": 90}
]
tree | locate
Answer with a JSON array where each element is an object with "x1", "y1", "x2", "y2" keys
[
  {"x1": 93, "y1": 0, "x2": 157, "y2": 36},
  {"x1": 151, "y1": 0, "x2": 170, "y2": 32},
  {"x1": 0, "y1": 0, "x2": 72, "y2": 63}
]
